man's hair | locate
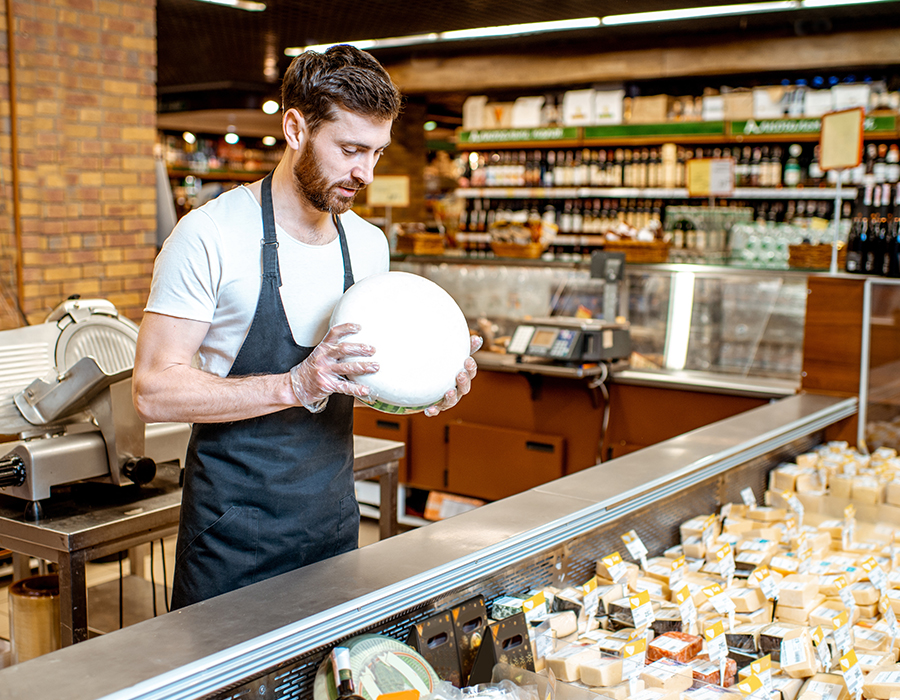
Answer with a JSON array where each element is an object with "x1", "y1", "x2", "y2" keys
[{"x1": 281, "y1": 45, "x2": 402, "y2": 133}]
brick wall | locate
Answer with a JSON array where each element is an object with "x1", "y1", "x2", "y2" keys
[{"x1": 0, "y1": 0, "x2": 157, "y2": 329}]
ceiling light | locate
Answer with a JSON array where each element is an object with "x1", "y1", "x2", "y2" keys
[
  {"x1": 424, "y1": 121, "x2": 437, "y2": 131},
  {"x1": 286, "y1": 17, "x2": 601, "y2": 55},
  {"x1": 191, "y1": 0, "x2": 266, "y2": 11},
  {"x1": 262, "y1": 136, "x2": 277, "y2": 146},
  {"x1": 224, "y1": 132, "x2": 240, "y2": 145},
  {"x1": 601, "y1": 2, "x2": 798, "y2": 25},
  {"x1": 262, "y1": 100, "x2": 280, "y2": 115},
  {"x1": 182, "y1": 131, "x2": 196, "y2": 145}
]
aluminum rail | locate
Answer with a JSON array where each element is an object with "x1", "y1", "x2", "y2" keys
[{"x1": 0, "y1": 393, "x2": 855, "y2": 700}]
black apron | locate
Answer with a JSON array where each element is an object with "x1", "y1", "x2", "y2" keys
[{"x1": 171, "y1": 172, "x2": 358, "y2": 609}]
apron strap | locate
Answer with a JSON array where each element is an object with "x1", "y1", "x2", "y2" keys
[
  {"x1": 334, "y1": 214, "x2": 355, "y2": 292},
  {"x1": 260, "y1": 171, "x2": 281, "y2": 287}
]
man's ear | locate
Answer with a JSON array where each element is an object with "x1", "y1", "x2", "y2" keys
[{"x1": 283, "y1": 108, "x2": 307, "y2": 152}]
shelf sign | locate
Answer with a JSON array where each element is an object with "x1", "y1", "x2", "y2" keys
[
  {"x1": 687, "y1": 157, "x2": 734, "y2": 197},
  {"x1": 730, "y1": 114, "x2": 895, "y2": 136},
  {"x1": 458, "y1": 127, "x2": 578, "y2": 144},
  {"x1": 819, "y1": 108, "x2": 864, "y2": 171},
  {"x1": 367, "y1": 175, "x2": 410, "y2": 207},
  {"x1": 583, "y1": 121, "x2": 726, "y2": 139}
]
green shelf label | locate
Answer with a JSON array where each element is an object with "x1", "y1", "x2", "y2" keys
[
  {"x1": 583, "y1": 122, "x2": 726, "y2": 138},
  {"x1": 730, "y1": 115, "x2": 896, "y2": 136},
  {"x1": 458, "y1": 127, "x2": 578, "y2": 144}
]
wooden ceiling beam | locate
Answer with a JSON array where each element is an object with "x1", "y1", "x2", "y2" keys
[{"x1": 384, "y1": 28, "x2": 900, "y2": 94}]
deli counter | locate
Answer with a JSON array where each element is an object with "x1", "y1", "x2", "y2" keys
[{"x1": 0, "y1": 391, "x2": 857, "y2": 700}]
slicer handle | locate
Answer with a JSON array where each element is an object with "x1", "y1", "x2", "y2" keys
[
  {"x1": 122, "y1": 457, "x2": 156, "y2": 486},
  {"x1": 0, "y1": 454, "x2": 26, "y2": 488}
]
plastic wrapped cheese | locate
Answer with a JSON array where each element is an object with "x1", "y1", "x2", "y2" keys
[
  {"x1": 647, "y1": 631, "x2": 703, "y2": 663},
  {"x1": 578, "y1": 654, "x2": 622, "y2": 687},
  {"x1": 780, "y1": 627, "x2": 818, "y2": 679},
  {"x1": 799, "y1": 674, "x2": 851, "y2": 700},
  {"x1": 640, "y1": 658, "x2": 694, "y2": 693},
  {"x1": 862, "y1": 666, "x2": 900, "y2": 698},
  {"x1": 777, "y1": 575, "x2": 821, "y2": 608},
  {"x1": 544, "y1": 644, "x2": 594, "y2": 682}
]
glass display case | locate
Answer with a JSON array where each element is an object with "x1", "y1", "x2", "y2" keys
[
  {"x1": 862, "y1": 278, "x2": 900, "y2": 452},
  {"x1": 394, "y1": 257, "x2": 809, "y2": 390}
]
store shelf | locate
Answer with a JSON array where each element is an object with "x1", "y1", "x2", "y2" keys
[
  {"x1": 167, "y1": 168, "x2": 270, "y2": 182},
  {"x1": 456, "y1": 186, "x2": 857, "y2": 200}
]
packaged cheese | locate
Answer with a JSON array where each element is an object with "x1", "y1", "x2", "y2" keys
[
  {"x1": 778, "y1": 575, "x2": 821, "y2": 608},
  {"x1": 780, "y1": 627, "x2": 818, "y2": 679},
  {"x1": 760, "y1": 622, "x2": 803, "y2": 661},
  {"x1": 577, "y1": 652, "x2": 622, "y2": 687},
  {"x1": 647, "y1": 631, "x2": 703, "y2": 663},
  {"x1": 602, "y1": 679, "x2": 644, "y2": 699},
  {"x1": 849, "y1": 581, "x2": 881, "y2": 606},
  {"x1": 748, "y1": 506, "x2": 787, "y2": 522},
  {"x1": 728, "y1": 586, "x2": 767, "y2": 613},
  {"x1": 544, "y1": 644, "x2": 595, "y2": 681},
  {"x1": 854, "y1": 625, "x2": 891, "y2": 652},
  {"x1": 855, "y1": 649, "x2": 898, "y2": 672},
  {"x1": 689, "y1": 655, "x2": 737, "y2": 686},
  {"x1": 798, "y1": 674, "x2": 851, "y2": 700},
  {"x1": 862, "y1": 665, "x2": 900, "y2": 699},
  {"x1": 808, "y1": 601, "x2": 848, "y2": 628},
  {"x1": 772, "y1": 675, "x2": 805, "y2": 700},
  {"x1": 777, "y1": 594, "x2": 826, "y2": 624},
  {"x1": 725, "y1": 622, "x2": 767, "y2": 653},
  {"x1": 640, "y1": 658, "x2": 694, "y2": 693}
]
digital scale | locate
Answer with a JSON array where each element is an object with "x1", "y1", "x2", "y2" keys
[{"x1": 507, "y1": 317, "x2": 631, "y2": 363}]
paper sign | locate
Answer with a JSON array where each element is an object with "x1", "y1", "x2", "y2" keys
[
  {"x1": 581, "y1": 577, "x2": 600, "y2": 625},
  {"x1": 834, "y1": 576, "x2": 857, "y2": 613},
  {"x1": 880, "y1": 595, "x2": 899, "y2": 639},
  {"x1": 704, "y1": 620, "x2": 728, "y2": 681},
  {"x1": 750, "y1": 655, "x2": 772, "y2": 693},
  {"x1": 703, "y1": 583, "x2": 737, "y2": 629},
  {"x1": 736, "y1": 674, "x2": 767, "y2": 699},
  {"x1": 751, "y1": 567, "x2": 779, "y2": 601},
  {"x1": 630, "y1": 590, "x2": 655, "y2": 629},
  {"x1": 623, "y1": 637, "x2": 647, "y2": 680},
  {"x1": 602, "y1": 552, "x2": 628, "y2": 583},
  {"x1": 366, "y1": 175, "x2": 410, "y2": 207},
  {"x1": 701, "y1": 515, "x2": 717, "y2": 547},
  {"x1": 670, "y1": 555, "x2": 686, "y2": 586},
  {"x1": 687, "y1": 157, "x2": 734, "y2": 196},
  {"x1": 832, "y1": 609, "x2": 853, "y2": 655},
  {"x1": 862, "y1": 557, "x2": 889, "y2": 595},
  {"x1": 782, "y1": 490, "x2": 805, "y2": 527},
  {"x1": 839, "y1": 649, "x2": 864, "y2": 699},
  {"x1": 819, "y1": 108, "x2": 864, "y2": 171},
  {"x1": 675, "y1": 584, "x2": 698, "y2": 634},
  {"x1": 812, "y1": 626, "x2": 833, "y2": 672},
  {"x1": 622, "y1": 530, "x2": 649, "y2": 569},
  {"x1": 716, "y1": 543, "x2": 736, "y2": 584},
  {"x1": 741, "y1": 487, "x2": 757, "y2": 506},
  {"x1": 522, "y1": 591, "x2": 548, "y2": 623}
]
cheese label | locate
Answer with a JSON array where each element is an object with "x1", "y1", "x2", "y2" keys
[
  {"x1": 675, "y1": 584, "x2": 698, "y2": 632},
  {"x1": 782, "y1": 490, "x2": 805, "y2": 523},
  {"x1": 879, "y1": 595, "x2": 899, "y2": 637},
  {"x1": 670, "y1": 555, "x2": 686, "y2": 586},
  {"x1": 750, "y1": 655, "x2": 772, "y2": 692},
  {"x1": 832, "y1": 609, "x2": 853, "y2": 655},
  {"x1": 874, "y1": 671, "x2": 900, "y2": 684},
  {"x1": 861, "y1": 556, "x2": 889, "y2": 595},
  {"x1": 806, "y1": 681, "x2": 846, "y2": 700},
  {"x1": 630, "y1": 590, "x2": 655, "y2": 629},
  {"x1": 750, "y1": 567, "x2": 779, "y2": 600},
  {"x1": 622, "y1": 530, "x2": 649, "y2": 566},
  {"x1": 652, "y1": 635, "x2": 689, "y2": 653},
  {"x1": 736, "y1": 673, "x2": 766, "y2": 699},
  {"x1": 622, "y1": 637, "x2": 647, "y2": 682},
  {"x1": 836, "y1": 576, "x2": 857, "y2": 611},
  {"x1": 602, "y1": 552, "x2": 628, "y2": 583},
  {"x1": 701, "y1": 515, "x2": 717, "y2": 546},
  {"x1": 839, "y1": 649, "x2": 864, "y2": 698},
  {"x1": 581, "y1": 576, "x2": 600, "y2": 624},
  {"x1": 780, "y1": 635, "x2": 807, "y2": 668},
  {"x1": 522, "y1": 591, "x2": 548, "y2": 622},
  {"x1": 704, "y1": 621, "x2": 728, "y2": 663},
  {"x1": 716, "y1": 543, "x2": 736, "y2": 583},
  {"x1": 741, "y1": 487, "x2": 756, "y2": 506}
]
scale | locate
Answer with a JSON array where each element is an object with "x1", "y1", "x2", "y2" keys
[{"x1": 507, "y1": 252, "x2": 631, "y2": 364}]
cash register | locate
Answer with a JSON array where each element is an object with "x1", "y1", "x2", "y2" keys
[{"x1": 506, "y1": 252, "x2": 631, "y2": 365}]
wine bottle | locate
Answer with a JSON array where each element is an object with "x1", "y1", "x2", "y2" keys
[
  {"x1": 846, "y1": 183, "x2": 873, "y2": 273},
  {"x1": 886, "y1": 185, "x2": 900, "y2": 277},
  {"x1": 864, "y1": 184, "x2": 886, "y2": 275},
  {"x1": 331, "y1": 647, "x2": 365, "y2": 700}
]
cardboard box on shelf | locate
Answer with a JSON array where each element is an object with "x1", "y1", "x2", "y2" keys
[
  {"x1": 722, "y1": 90, "x2": 754, "y2": 120},
  {"x1": 753, "y1": 86, "x2": 788, "y2": 119},
  {"x1": 629, "y1": 95, "x2": 671, "y2": 123},
  {"x1": 594, "y1": 89, "x2": 625, "y2": 125},
  {"x1": 562, "y1": 89, "x2": 596, "y2": 126}
]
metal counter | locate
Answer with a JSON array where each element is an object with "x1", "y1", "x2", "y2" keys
[{"x1": 0, "y1": 393, "x2": 856, "y2": 700}]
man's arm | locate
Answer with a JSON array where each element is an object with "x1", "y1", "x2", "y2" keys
[{"x1": 132, "y1": 312, "x2": 378, "y2": 424}]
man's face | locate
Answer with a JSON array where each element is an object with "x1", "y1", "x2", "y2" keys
[{"x1": 293, "y1": 107, "x2": 392, "y2": 214}]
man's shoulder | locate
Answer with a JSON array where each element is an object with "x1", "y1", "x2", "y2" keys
[{"x1": 339, "y1": 209, "x2": 384, "y2": 236}]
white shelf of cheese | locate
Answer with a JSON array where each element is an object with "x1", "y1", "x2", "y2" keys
[{"x1": 488, "y1": 441, "x2": 900, "y2": 700}]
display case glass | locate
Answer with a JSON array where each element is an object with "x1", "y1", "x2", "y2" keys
[
  {"x1": 862, "y1": 278, "x2": 900, "y2": 453},
  {"x1": 393, "y1": 258, "x2": 809, "y2": 388}
]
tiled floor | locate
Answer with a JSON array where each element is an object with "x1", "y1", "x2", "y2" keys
[{"x1": 0, "y1": 518, "x2": 382, "y2": 652}]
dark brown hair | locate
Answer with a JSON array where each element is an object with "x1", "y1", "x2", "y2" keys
[{"x1": 281, "y1": 45, "x2": 402, "y2": 133}]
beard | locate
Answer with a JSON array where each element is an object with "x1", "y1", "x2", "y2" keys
[{"x1": 292, "y1": 140, "x2": 365, "y2": 215}]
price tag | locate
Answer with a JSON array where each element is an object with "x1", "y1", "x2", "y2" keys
[
  {"x1": 675, "y1": 584, "x2": 698, "y2": 635},
  {"x1": 843, "y1": 504, "x2": 857, "y2": 548},
  {"x1": 622, "y1": 530, "x2": 650, "y2": 570},
  {"x1": 834, "y1": 575, "x2": 856, "y2": 613},
  {"x1": 702, "y1": 583, "x2": 736, "y2": 630},
  {"x1": 736, "y1": 674, "x2": 767, "y2": 699},
  {"x1": 750, "y1": 655, "x2": 772, "y2": 693},
  {"x1": 861, "y1": 556, "x2": 889, "y2": 595},
  {"x1": 629, "y1": 590, "x2": 656, "y2": 629},
  {"x1": 750, "y1": 567, "x2": 779, "y2": 601},
  {"x1": 832, "y1": 609, "x2": 853, "y2": 655},
  {"x1": 623, "y1": 637, "x2": 647, "y2": 696},
  {"x1": 669, "y1": 555, "x2": 686, "y2": 586},
  {"x1": 839, "y1": 649, "x2": 864, "y2": 700},
  {"x1": 879, "y1": 595, "x2": 899, "y2": 640},
  {"x1": 704, "y1": 620, "x2": 728, "y2": 684},
  {"x1": 522, "y1": 591, "x2": 548, "y2": 623},
  {"x1": 741, "y1": 487, "x2": 757, "y2": 506},
  {"x1": 783, "y1": 515, "x2": 797, "y2": 537},
  {"x1": 811, "y1": 626, "x2": 833, "y2": 672},
  {"x1": 602, "y1": 552, "x2": 628, "y2": 584},
  {"x1": 716, "y1": 543, "x2": 736, "y2": 586},
  {"x1": 797, "y1": 534, "x2": 813, "y2": 574},
  {"x1": 581, "y1": 576, "x2": 600, "y2": 629},
  {"x1": 782, "y1": 490, "x2": 805, "y2": 528},
  {"x1": 701, "y1": 514, "x2": 717, "y2": 547}
]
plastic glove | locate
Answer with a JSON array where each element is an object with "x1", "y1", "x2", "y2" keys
[
  {"x1": 289, "y1": 323, "x2": 378, "y2": 412},
  {"x1": 423, "y1": 334, "x2": 483, "y2": 417}
]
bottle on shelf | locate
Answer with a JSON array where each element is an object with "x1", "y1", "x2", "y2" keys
[
  {"x1": 873, "y1": 144, "x2": 889, "y2": 185},
  {"x1": 886, "y1": 185, "x2": 900, "y2": 277},
  {"x1": 864, "y1": 183, "x2": 889, "y2": 275},
  {"x1": 783, "y1": 144, "x2": 803, "y2": 188},
  {"x1": 846, "y1": 182, "x2": 873, "y2": 273}
]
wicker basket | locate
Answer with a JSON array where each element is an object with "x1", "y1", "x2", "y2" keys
[
  {"x1": 601, "y1": 239, "x2": 671, "y2": 264},
  {"x1": 490, "y1": 241, "x2": 545, "y2": 259},
  {"x1": 788, "y1": 242, "x2": 846, "y2": 270},
  {"x1": 396, "y1": 232, "x2": 445, "y2": 256}
]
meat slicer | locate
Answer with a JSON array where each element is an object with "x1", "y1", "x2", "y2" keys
[{"x1": 0, "y1": 297, "x2": 190, "y2": 519}]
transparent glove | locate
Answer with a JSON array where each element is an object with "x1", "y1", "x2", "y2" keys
[
  {"x1": 423, "y1": 335, "x2": 483, "y2": 417},
  {"x1": 289, "y1": 323, "x2": 378, "y2": 413}
]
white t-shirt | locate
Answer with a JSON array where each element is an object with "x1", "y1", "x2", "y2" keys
[{"x1": 146, "y1": 184, "x2": 389, "y2": 377}]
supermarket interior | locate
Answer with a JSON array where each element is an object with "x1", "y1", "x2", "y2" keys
[{"x1": 2, "y1": 1, "x2": 900, "y2": 699}]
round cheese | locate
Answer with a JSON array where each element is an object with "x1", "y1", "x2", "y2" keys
[{"x1": 330, "y1": 271, "x2": 470, "y2": 414}]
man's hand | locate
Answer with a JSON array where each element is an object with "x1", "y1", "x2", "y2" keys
[
  {"x1": 423, "y1": 335, "x2": 483, "y2": 417},
  {"x1": 290, "y1": 323, "x2": 379, "y2": 411}
]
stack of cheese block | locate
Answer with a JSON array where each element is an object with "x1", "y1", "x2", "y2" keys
[{"x1": 489, "y1": 441, "x2": 900, "y2": 700}]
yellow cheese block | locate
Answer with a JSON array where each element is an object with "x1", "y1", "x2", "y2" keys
[
  {"x1": 854, "y1": 625, "x2": 891, "y2": 652},
  {"x1": 545, "y1": 645, "x2": 595, "y2": 682},
  {"x1": 808, "y1": 600, "x2": 849, "y2": 628},
  {"x1": 728, "y1": 586, "x2": 767, "y2": 613},
  {"x1": 578, "y1": 654, "x2": 623, "y2": 687},
  {"x1": 599, "y1": 679, "x2": 644, "y2": 700},
  {"x1": 777, "y1": 594, "x2": 826, "y2": 625},
  {"x1": 862, "y1": 665, "x2": 900, "y2": 699},
  {"x1": 799, "y1": 674, "x2": 851, "y2": 700},
  {"x1": 851, "y1": 476, "x2": 885, "y2": 505},
  {"x1": 780, "y1": 627, "x2": 818, "y2": 679},
  {"x1": 829, "y1": 475, "x2": 853, "y2": 499},
  {"x1": 748, "y1": 506, "x2": 787, "y2": 522},
  {"x1": 855, "y1": 649, "x2": 899, "y2": 672},
  {"x1": 849, "y1": 581, "x2": 881, "y2": 606},
  {"x1": 777, "y1": 575, "x2": 821, "y2": 608},
  {"x1": 640, "y1": 659, "x2": 694, "y2": 693}
]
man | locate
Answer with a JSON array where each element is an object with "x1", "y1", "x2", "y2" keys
[{"x1": 133, "y1": 45, "x2": 479, "y2": 609}]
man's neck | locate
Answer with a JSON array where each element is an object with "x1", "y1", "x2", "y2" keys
[{"x1": 265, "y1": 160, "x2": 337, "y2": 245}]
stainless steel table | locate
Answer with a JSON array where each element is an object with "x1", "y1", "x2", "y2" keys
[{"x1": 0, "y1": 434, "x2": 404, "y2": 647}]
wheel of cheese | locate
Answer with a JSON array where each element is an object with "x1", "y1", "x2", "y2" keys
[
  {"x1": 330, "y1": 271, "x2": 470, "y2": 414},
  {"x1": 313, "y1": 634, "x2": 440, "y2": 700}
]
